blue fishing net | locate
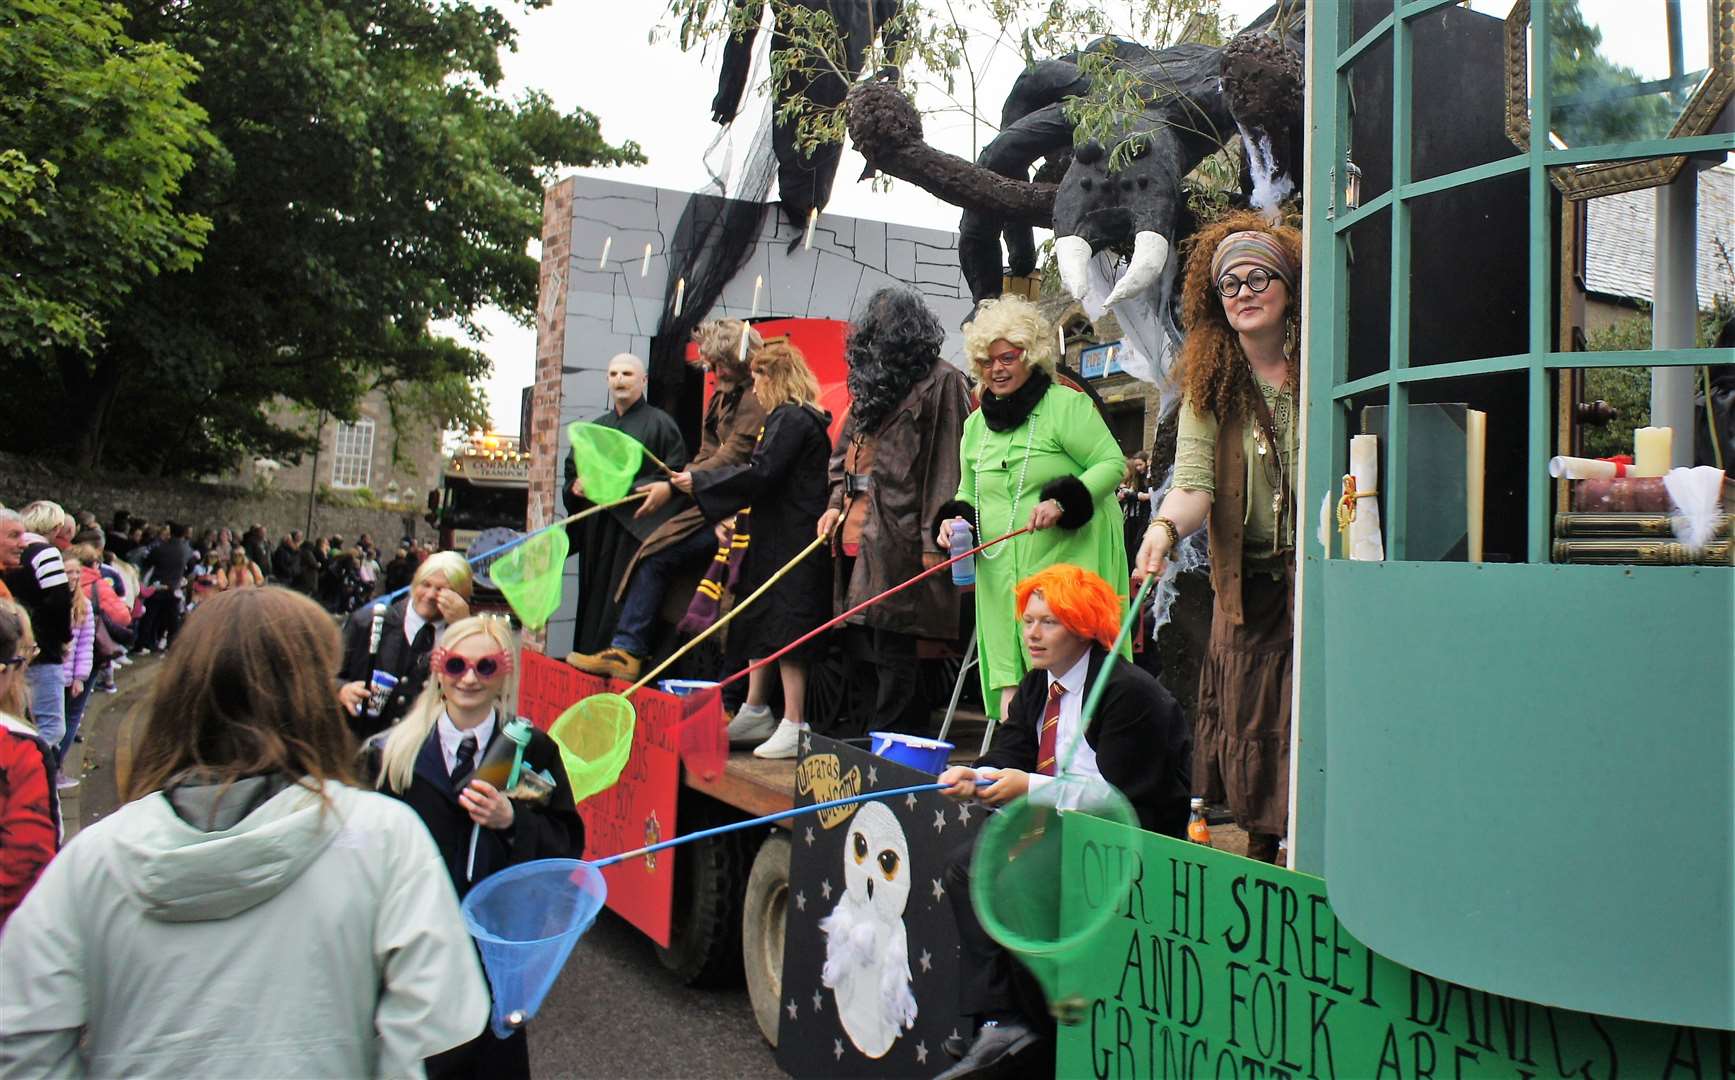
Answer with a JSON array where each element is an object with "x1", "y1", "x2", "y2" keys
[{"x1": 461, "y1": 859, "x2": 608, "y2": 1037}]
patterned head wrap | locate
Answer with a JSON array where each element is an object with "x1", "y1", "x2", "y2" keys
[{"x1": 1210, "y1": 230, "x2": 1298, "y2": 289}]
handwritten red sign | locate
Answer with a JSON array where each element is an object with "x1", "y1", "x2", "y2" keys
[{"x1": 518, "y1": 651, "x2": 681, "y2": 946}]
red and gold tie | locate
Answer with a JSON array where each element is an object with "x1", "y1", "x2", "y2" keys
[{"x1": 1036, "y1": 681, "x2": 1063, "y2": 776}]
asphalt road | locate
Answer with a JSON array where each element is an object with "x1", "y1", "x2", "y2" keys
[{"x1": 72, "y1": 653, "x2": 784, "y2": 1079}]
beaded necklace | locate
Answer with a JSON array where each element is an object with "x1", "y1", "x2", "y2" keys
[{"x1": 973, "y1": 406, "x2": 1039, "y2": 560}]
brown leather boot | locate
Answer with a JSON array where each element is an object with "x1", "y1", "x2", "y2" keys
[{"x1": 564, "y1": 647, "x2": 642, "y2": 681}]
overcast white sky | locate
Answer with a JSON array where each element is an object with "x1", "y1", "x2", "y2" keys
[{"x1": 462, "y1": 0, "x2": 1698, "y2": 429}]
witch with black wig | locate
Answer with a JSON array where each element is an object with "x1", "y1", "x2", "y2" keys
[{"x1": 934, "y1": 294, "x2": 1129, "y2": 722}]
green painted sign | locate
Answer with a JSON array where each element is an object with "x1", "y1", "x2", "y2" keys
[{"x1": 1055, "y1": 817, "x2": 1733, "y2": 1078}]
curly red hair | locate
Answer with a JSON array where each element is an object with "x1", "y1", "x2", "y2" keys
[
  {"x1": 1014, "y1": 564, "x2": 1122, "y2": 650},
  {"x1": 1176, "y1": 208, "x2": 1303, "y2": 424}
]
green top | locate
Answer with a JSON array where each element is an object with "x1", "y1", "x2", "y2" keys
[
  {"x1": 1172, "y1": 379, "x2": 1298, "y2": 557},
  {"x1": 955, "y1": 381, "x2": 1128, "y2": 716}
]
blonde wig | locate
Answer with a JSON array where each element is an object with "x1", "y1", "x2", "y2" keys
[
  {"x1": 692, "y1": 319, "x2": 761, "y2": 382},
  {"x1": 962, "y1": 294, "x2": 1058, "y2": 383},
  {"x1": 750, "y1": 339, "x2": 822, "y2": 413},
  {"x1": 375, "y1": 613, "x2": 519, "y2": 795},
  {"x1": 413, "y1": 550, "x2": 474, "y2": 599},
  {"x1": 1176, "y1": 208, "x2": 1303, "y2": 424},
  {"x1": 19, "y1": 500, "x2": 65, "y2": 538}
]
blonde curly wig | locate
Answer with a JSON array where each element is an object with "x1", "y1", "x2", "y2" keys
[
  {"x1": 1176, "y1": 209, "x2": 1303, "y2": 424},
  {"x1": 962, "y1": 294, "x2": 1058, "y2": 383}
]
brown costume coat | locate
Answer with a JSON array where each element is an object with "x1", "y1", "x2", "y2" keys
[
  {"x1": 827, "y1": 361, "x2": 972, "y2": 639},
  {"x1": 613, "y1": 382, "x2": 767, "y2": 602}
]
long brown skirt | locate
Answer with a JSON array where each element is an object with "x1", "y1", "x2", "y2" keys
[{"x1": 1194, "y1": 567, "x2": 1293, "y2": 836}]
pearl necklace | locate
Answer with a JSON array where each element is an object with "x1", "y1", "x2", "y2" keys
[{"x1": 974, "y1": 407, "x2": 1039, "y2": 561}]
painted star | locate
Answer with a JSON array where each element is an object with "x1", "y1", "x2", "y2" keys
[
  {"x1": 904, "y1": 793, "x2": 918, "y2": 811},
  {"x1": 931, "y1": 877, "x2": 946, "y2": 902},
  {"x1": 919, "y1": 948, "x2": 933, "y2": 973},
  {"x1": 804, "y1": 825, "x2": 815, "y2": 847},
  {"x1": 821, "y1": 878, "x2": 833, "y2": 900},
  {"x1": 794, "y1": 890, "x2": 806, "y2": 912},
  {"x1": 867, "y1": 764, "x2": 878, "y2": 786},
  {"x1": 802, "y1": 732, "x2": 813, "y2": 756},
  {"x1": 933, "y1": 809, "x2": 947, "y2": 834},
  {"x1": 833, "y1": 1039, "x2": 844, "y2": 1061},
  {"x1": 787, "y1": 998, "x2": 799, "y2": 1021},
  {"x1": 916, "y1": 1041, "x2": 929, "y2": 1065},
  {"x1": 957, "y1": 802, "x2": 973, "y2": 826},
  {"x1": 814, "y1": 989, "x2": 825, "y2": 1013}
]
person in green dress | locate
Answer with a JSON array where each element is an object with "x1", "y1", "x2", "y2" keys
[
  {"x1": 1133, "y1": 209, "x2": 1302, "y2": 866},
  {"x1": 934, "y1": 295, "x2": 1128, "y2": 720}
]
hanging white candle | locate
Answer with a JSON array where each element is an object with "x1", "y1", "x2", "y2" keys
[
  {"x1": 673, "y1": 277, "x2": 685, "y2": 317},
  {"x1": 803, "y1": 208, "x2": 818, "y2": 250},
  {"x1": 751, "y1": 274, "x2": 763, "y2": 318},
  {"x1": 1057, "y1": 323, "x2": 1067, "y2": 362},
  {"x1": 599, "y1": 236, "x2": 611, "y2": 271},
  {"x1": 738, "y1": 321, "x2": 751, "y2": 363},
  {"x1": 640, "y1": 242, "x2": 652, "y2": 278}
]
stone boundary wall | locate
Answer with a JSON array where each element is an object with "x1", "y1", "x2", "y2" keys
[{"x1": 0, "y1": 451, "x2": 429, "y2": 547}]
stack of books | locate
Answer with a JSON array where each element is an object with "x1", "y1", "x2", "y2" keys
[{"x1": 1551, "y1": 511, "x2": 1732, "y2": 565}]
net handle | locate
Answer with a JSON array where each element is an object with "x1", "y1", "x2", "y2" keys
[
  {"x1": 371, "y1": 491, "x2": 648, "y2": 610},
  {"x1": 622, "y1": 531, "x2": 830, "y2": 697}
]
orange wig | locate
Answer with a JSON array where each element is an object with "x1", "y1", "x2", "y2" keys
[{"x1": 1014, "y1": 564, "x2": 1122, "y2": 651}]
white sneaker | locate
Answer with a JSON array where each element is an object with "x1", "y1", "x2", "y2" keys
[
  {"x1": 752, "y1": 719, "x2": 808, "y2": 760},
  {"x1": 725, "y1": 703, "x2": 776, "y2": 748},
  {"x1": 56, "y1": 770, "x2": 79, "y2": 791}
]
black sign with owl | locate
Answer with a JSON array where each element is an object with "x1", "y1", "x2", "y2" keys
[{"x1": 774, "y1": 734, "x2": 983, "y2": 1078}]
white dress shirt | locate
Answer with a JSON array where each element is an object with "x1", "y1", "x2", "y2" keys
[
  {"x1": 436, "y1": 709, "x2": 496, "y2": 776},
  {"x1": 1024, "y1": 649, "x2": 1102, "y2": 809},
  {"x1": 403, "y1": 606, "x2": 444, "y2": 649}
]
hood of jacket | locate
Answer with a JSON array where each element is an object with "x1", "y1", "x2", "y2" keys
[{"x1": 110, "y1": 775, "x2": 345, "y2": 923}]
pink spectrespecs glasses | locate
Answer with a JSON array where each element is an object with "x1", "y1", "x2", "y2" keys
[{"x1": 430, "y1": 648, "x2": 514, "y2": 682}]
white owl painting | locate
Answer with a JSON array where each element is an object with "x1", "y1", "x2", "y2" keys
[{"x1": 818, "y1": 801, "x2": 919, "y2": 1058}]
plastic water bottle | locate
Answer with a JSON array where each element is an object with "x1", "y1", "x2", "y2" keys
[
  {"x1": 1187, "y1": 797, "x2": 1211, "y2": 845},
  {"x1": 949, "y1": 520, "x2": 975, "y2": 586}
]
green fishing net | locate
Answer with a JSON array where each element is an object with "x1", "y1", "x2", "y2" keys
[
  {"x1": 567, "y1": 422, "x2": 648, "y2": 504},
  {"x1": 492, "y1": 529, "x2": 570, "y2": 631},
  {"x1": 549, "y1": 692, "x2": 637, "y2": 804}
]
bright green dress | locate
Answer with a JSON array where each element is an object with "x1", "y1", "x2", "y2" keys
[{"x1": 955, "y1": 382, "x2": 1128, "y2": 716}]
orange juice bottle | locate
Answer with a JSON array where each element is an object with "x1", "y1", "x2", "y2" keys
[{"x1": 1186, "y1": 797, "x2": 1211, "y2": 845}]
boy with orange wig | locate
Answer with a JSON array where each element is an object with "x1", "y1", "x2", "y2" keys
[{"x1": 933, "y1": 563, "x2": 1190, "y2": 1078}]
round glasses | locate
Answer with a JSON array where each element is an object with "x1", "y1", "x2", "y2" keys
[
  {"x1": 431, "y1": 649, "x2": 513, "y2": 681},
  {"x1": 1216, "y1": 266, "x2": 1275, "y2": 297}
]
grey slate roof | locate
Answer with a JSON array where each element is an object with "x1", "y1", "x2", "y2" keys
[{"x1": 1584, "y1": 163, "x2": 1735, "y2": 306}]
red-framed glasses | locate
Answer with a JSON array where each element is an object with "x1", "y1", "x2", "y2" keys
[{"x1": 430, "y1": 648, "x2": 514, "y2": 681}]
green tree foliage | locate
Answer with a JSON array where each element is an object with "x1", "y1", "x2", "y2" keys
[
  {"x1": 1580, "y1": 298, "x2": 1734, "y2": 459},
  {"x1": 1548, "y1": 0, "x2": 1674, "y2": 149},
  {"x1": 4, "y1": 0, "x2": 642, "y2": 473},
  {"x1": 0, "y1": 0, "x2": 214, "y2": 359}
]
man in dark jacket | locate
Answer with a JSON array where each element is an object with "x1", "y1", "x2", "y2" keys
[
  {"x1": 295, "y1": 535, "x2": 325, "y2": 596},
  {"x1": 810, "y1": 288, "x2": 970, "y2": 742},
  {"x1": 4, "y1": 502, "x2": 74, "y2": 760},
  {"x1": 138, "y1": 522, "x2": 195, "y2": 651},
  {"x1": 934, "y1": 564, "x2": 1190, "y2": 1079},
  {"x1": 337, "y1": 551, "x2": 473, "y2": 739}
]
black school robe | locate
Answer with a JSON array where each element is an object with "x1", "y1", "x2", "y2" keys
[
  {"x1": 691, "y1": 401, "x2": 834, "y2": 661},
  {"x1": 338, "y1": 597, "x2": 438, "y2": 740},
  {"x1": 562, "y1": 398, "x2": 690, "y2": 653},
  {"x1": 979, "y1": 645, "x2": 1192, "y2": 837}
]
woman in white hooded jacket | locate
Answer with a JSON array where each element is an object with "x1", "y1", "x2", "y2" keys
[{"x1": 0, "y1": 587, "x2": 490, "y2": 1078}]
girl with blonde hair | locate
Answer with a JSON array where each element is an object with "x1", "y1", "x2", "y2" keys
[
  {"x1": 367, "y1": 613, "x2": 584, "y2": 1078},
  {"x1": 935, "y1": 293, "x2": 1130, "y2": 719},
  {"x1": 678, "y1": 340, "x2": 835, "y2": 758}
]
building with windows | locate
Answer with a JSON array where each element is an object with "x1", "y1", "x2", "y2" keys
[{"x1": 226, "y1": 389, "x2": 445, "y2": 510}]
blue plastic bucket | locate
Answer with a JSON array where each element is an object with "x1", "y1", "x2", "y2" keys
[
  {"x1": 657, "y1": 679, "x2": 719, "y2": 697},
  {"x1": 462, "y1": 859, "x2": 607, "y2": 1038},
  {"x1": 868, "y1": 731, "x2": 955, "y2": 775}
]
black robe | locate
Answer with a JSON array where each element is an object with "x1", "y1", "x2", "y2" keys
[
  {"x1": 691, "y1": 401, "x2": 834, "y2": 661},
  {"x1": 338, "y1": 597, "x2": 437, "y2": 740},
  {"x1": 563, "y1": 398, "x2": 690, "y2": 653}
]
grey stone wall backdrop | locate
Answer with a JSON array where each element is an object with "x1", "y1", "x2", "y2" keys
[
  {"x1": 0, "y1": 452, "x2": 430, "y2": 550},
  {"x1": 539, "y1": 176, "x2": 977, "y2": 657}
]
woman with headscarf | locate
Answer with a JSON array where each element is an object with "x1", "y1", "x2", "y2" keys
[
  {"x1": 934, "y1": 294, "x2": 1128, "y2": 721},
  {"x1": 1133, "y1": 209, "x2": 1303, "y2": 866}
]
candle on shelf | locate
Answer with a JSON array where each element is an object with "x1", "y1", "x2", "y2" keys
[
  {"x1": 751, "y1": 274, "x2": 763, "y2": 318},
  {"x1": 641, "y1": 242, "x2": 652, "y2": 278},
  {"x1": 1633, "y1": 426, "x2": 1672, "y2": 477},
  {"x1": 599, "y1": 236, "x2": 611, "y2": 271},
  {"x1": 673, "y1": 277, "x2": 685, "y2": 317},
  {"x1": 804, "y1": 207, "x2": 818, "y2": 250}
]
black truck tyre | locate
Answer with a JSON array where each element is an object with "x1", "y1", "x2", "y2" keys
[
  {"x1": 655, "y1": 801, "x2": 752, "y2": 988},
  {"x1": 742, "y1": 830, "x2": 793, "y2": 1046}
]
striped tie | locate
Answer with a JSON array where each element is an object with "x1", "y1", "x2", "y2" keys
[{"x1": 1036, "y1": 681, "x2": 1063, "y2": 776}]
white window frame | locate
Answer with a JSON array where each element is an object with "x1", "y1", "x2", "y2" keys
[{"x1": 330, "y1": 418, "x2": 375, "y2": 490}]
